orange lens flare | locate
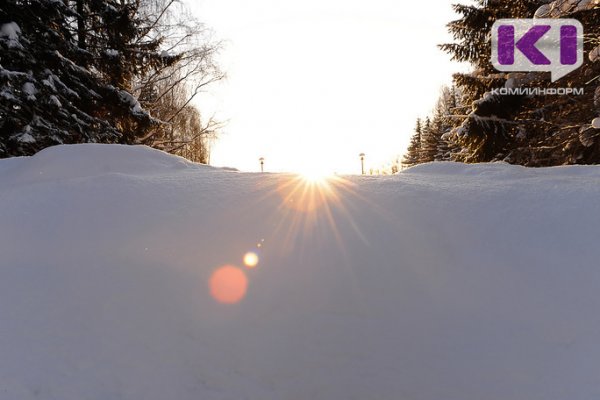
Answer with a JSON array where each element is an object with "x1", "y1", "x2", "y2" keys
[{"x1": 209, "y1": 266, "x2": 248, "y2": 304}]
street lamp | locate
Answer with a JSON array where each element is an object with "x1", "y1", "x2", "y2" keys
[
  {"x1": 359, "y1": 153, "x2": 365, "y2": 175},
  {"x1": 259, "y1": 157, "x2": 265, "y2": 173}
]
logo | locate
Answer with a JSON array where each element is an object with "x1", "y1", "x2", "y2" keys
[{"x1": 492, "y1": 19, "x2": 584, "y2": 82}]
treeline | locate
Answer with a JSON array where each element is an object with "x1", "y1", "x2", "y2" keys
[
  {"x1": 403, "y1": 86, "x2": 465, "y2": 168},
  {"x1": 0, "y1": 0, "x2": 222, "y2": 163},
  {"x1": 403, "y1": 0, "x2": 600, "y2": 169}
]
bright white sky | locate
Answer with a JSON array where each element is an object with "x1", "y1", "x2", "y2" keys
[{"x1": 188, "y1": 0, "x2": 467, "y2": 174}]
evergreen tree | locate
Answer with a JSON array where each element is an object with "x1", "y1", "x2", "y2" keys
[
  {"x1": 423, "y1": 86, "x2": 465, "y2": 162},
  {"x1": 0, "y1": 0, "x2": 221, "y2": 160},
  {"x1": 402, "y1": 119, "x2": 423, "y2": 168},
  {"x1": 0, "y1": 0, "x2": 161, "y2": 157},
  {"x1": 439, "y1": 0, "x2": 540, "y2": 163},
  {"x1": 516, "y1": 0, "x2": 600, "y2": 165},
  {"x1": 440, "y1": 0, "x2": 600, "y2": 165},
  {"x1": 420, "y1": 117, "x2": 438, "y2": 163},
  {"x1": 434, "y1": 86, "x2": 461, "y2": 161},
  {"x1": 401, "y1": 86, "x2": 468, "y2": 166},
  {"x1": 432, "y1": 116, "x2": 449, "y2": 162}
]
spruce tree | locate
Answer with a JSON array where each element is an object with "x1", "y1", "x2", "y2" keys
[
  {"x1": 0, "y1": 0, "x2": 184, "y2": 157},
  {"x1": 402, "y1": 119, "x2": 423, "y2": 168},
  {"x1": 440, "y1": 0, "x2": 600, "y2": 165},
  {"x1": 425, "y1": 86, "x2": 464, "y2": 162},
  {"x1": 439, "y1": 0, "x2": 540, "y2": 163},
  {"x1": 518, "y1": 0, "x2": 600, "y2": 165},
  {"x1": 432, "y1": 116, "x2": 449, "y2": 162},
  {"x1": 420, "y1": 117, "x2": 438, "y2": 163}
]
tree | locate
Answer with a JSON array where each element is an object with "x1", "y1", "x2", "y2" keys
[
  {"x1": 515, "y1": 0, "x2": 600, "y2": 166},
  {"x1": 439, "y1": 0, "x2": 600, "y2": 165},
  {"x1": 402, "y1": 119, "x2": 423, "y2": 168},
  {"x1": 134, "y1": 0, "x2": 224, "y2": 161},
  {"x1": 0, "y1": 0, "x2": 156, "y2": 157},
  {"x1": 438, "y1": 0, "x2": 540, "y2": 163},
  {"x1": 144, "y1": 69, "x2": 221, "y2": 163},
  {"x1": 434, "y1": 86, "x2": 461, "y2": 161},
  {"x1": 0, "y1": 0, "x2": 222, "y2": 161},
  {"x1": 420, "y1": 117, "x2": 438, "y2": 163},
  {"x1": 133, "y1": 0, "x2": 224, "y2": 162}
]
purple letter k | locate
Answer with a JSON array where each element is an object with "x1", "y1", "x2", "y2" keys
[{"x1": 498, "y1": 25, "x2": 551, "y2": 65}]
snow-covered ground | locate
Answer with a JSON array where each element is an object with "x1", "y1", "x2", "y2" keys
[{"x1": 2, "y1": 144, "x2": 600, "y2": 400}]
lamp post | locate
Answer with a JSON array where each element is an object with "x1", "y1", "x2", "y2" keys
[
  {"x1": 259, "y1": 157, "x2": 265, "y2": 173},
  {"x1": 359, "y1": 153, "x2": 365, "y2": 175}
]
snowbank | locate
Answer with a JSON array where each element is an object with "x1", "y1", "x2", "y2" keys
[
  {"x1": 0, "y1": 144, "x2": 194, "y2": 185},
  {"x1": 2, "y1": 144, "x2": 600, "y2": 400}
]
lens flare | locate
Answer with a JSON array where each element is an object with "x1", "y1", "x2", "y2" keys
[
  {"x1": 243, "y1": 252, "x2": 259, "y2": 268},
  {"x1": 209, "y1": 266, "x2": 248, "y2": 304}
]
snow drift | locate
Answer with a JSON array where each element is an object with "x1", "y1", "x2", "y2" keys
[{"x1": 2, "y1": 144, "x2": 600, "y2": 400}]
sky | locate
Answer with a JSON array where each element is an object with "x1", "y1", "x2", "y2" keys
[{"x1": 187, "y1": 0, "x2": 468, "y2": 174}]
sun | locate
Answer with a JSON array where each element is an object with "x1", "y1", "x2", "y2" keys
[{"x1": 297, "y1": 167, "x2": 334, "y2": 184}]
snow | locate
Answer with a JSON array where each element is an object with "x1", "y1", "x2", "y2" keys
[
  {"x1": 2, "y1": 144, "x2": 600, "y2": 400},
  {"x1": 540, "y1": 0, "x2": 600, "y2": 16},
  {"x1": 516, "y1": 126, "x2": 528, "y2": 140},
  {"x1": 0, "y1": 89, "x2": 17, "y2": 101},
  {"x1": 0, "y1": 22, "x2": 22, "y2": 49},
  {"x1": 118, "y1": 90, "x2": 145, "y2": 115},
  {"x1": 54, "y1": 50, "x2": 92, "y2": 77},
  {"x1": 504, "y1": 77, "x2": 516, "y2": 89},
  {"x1": 590, "y1": 45, "x2": 600, "y2": 63},
  {"x1": 22, "y1": 82, "x2": 37, "y2": 101},
  {"x1": 0, "y1": 22, "x2": 20, "y2": 39},
  {"x1": 534, "y1": 4, "x2": 552, "y2": 17},
  {"x1": 16, "y1": 133, "x2": 35, "y2": 144},
  {"x1": 574, "y1": 0, "x2": 598, "y2": 11},
  {"x1": 41, "y1": 75, "x2": 57, "y2": 92},
  {"x1": 48, "y1": 94, "x2": 62, "y2": 108},
  {"x1": 0, "y1": 66, "x2": 28, "y2": 80}
]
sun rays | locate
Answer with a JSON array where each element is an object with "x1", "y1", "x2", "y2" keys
[
  {"x1": 297, "y1": 166, "x2": 335, "y2": 184},
  {"x1": 270, "y1": 174, "x2": 363, "y2": 253},
  {"x1": 208, "y1": 173, "x2": 371, "y2": 306}
]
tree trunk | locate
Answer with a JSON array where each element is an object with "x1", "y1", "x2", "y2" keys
[{"x1": 76, "y1": 0, "x2": 86, "y2": 50}]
